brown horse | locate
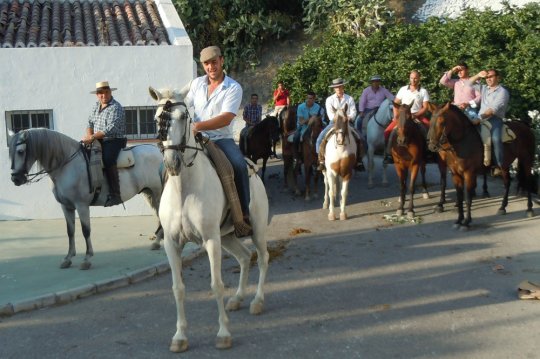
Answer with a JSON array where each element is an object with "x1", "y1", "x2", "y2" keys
[
  {"x1": 391, "y1": 103, "x2": 447, "y2": 218},
  {"x1": 298, "y1": 115, "x2": 324, "y2": 200},
  {"x1": 239, "y1": 115, "x2": 280, "y2": 183},
  {"x1": 279, "y1": 105, "x2": 299, "y2": 193},
  {"x1": 428, "y1": 103, "x2": 537, "y2": 229}
]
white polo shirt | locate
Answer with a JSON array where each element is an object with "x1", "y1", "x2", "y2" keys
[
  {"x1": 185, "y1": 74, "x2": 243, "y2": 140},
  {"x1": 396, "y1": 85, "x2": 430, "y2": 113},
  {"x1": 325, "y1": 93, "x2": 357, "y2": 122}
]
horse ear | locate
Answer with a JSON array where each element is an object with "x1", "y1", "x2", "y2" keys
[
  {"x1": 442, "y1": 102, "x2": 451, "y2": 111},
  {"x1": 178, "y1": 80, "x2": 191, "y2": 99},
  {"x1": 148, "y1": 86, "x2": 161, "y2": 101},
  {"x1": 343, "y1": 103, "x2": 348, "y2": 113}
]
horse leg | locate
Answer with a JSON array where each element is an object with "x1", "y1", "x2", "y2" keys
[
  {"x1": 205, "y1": 238, "x2": 232, "y2": 349},
  {"x1": 222, "y1": 234, "x2": 251, "y2": 311},
  {"x1": 420, "y1": 163, "x2": 430, "y2": 200},
  {"x1": 313, "y1": 162, "x2": 320, "y2": 199},
  {"x1": 60, "y1": 204, "x2": 76, "y2": 269},
  {"x1": 339, "y1": 179, "x2": 350, "y2": 220},
  {"x1": 327, "y1": 172, "x2": 337, "y2": 220},
  {"x1": 77, "y1": 205, "x2": 94, "y2": 270},
  {"x1": 481, "y1": 173, "x2": 490, "y2": 198},
  {"x1": 141, "y1": 189, "x2": 162, "y2": 250},
  {"x1": 407, "y1": 165, "x2": 419, "y2": 219},
  {"x1": 249, "y1": 220, "x2": 269, "y2": 315},
  {"x1": 367, "y1": 147, "x2": 375, "y2": 189},
  {"x1": 164, "y1": 235, "x2": 189, "y2": 353},
  {"x1": 434, "y1": 159, "x2": 447, "y2": 213},
  {"x1": 452, "y1": 174, "x2": 465, "y2": 228},
  {"x1": 304, "y1": 163, "x2": 311, "y2": 201},
  {"x1": 323, "y1": 171, "x2": 329, "y2": 209},
  {"x1": 396, "y1": 168, "x2": 407, "y2": 216},
  {"x1": 261, "y1": 157, "x2": 268, "y2": 184},
  {"x1": 497, "y1": 169, "x2": 511, "y2": 215}
]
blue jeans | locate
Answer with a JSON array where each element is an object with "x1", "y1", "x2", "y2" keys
[
  {"x1": 316, "y1": 121, "x2": 334, "y2": 154},
  {"x1": 101, "y1": 138, "x2": 126, "y2": 168},
  {"x1": 214, "y1": 138, "x2": 250, "y2": 214},
  {"x1": 463, "y1": 106, "x2": 478, "y2": 120},
  {"x1": 488, "y1": 116, "x2": 503, "y2": 167}
]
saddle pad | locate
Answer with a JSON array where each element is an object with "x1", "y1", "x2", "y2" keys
[
  {"x1": 244, "y1": 157, "x2": 259, "y2": 176},
  {"x1": 89, "y1": 146, "x2": 104, "y2": 191},
  {"x1": 481, "y1": 122, "x2": 516, "y2": 143},
  {"x1": 116, "y1": 148, "x2": 135, "y2": 168}
]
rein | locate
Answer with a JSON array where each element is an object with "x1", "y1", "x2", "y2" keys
[{"x1": 157, "y1": 100, "x2": 204, "y2": 168}]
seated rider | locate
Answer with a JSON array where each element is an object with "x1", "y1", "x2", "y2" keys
[
  {"x1": 356, "y1": 74, "x2": 394, "y2": 138},
  {"x1": 294, "y1": 91, "x2": 322, "y2": 162},
  {"x1": 241, "y1": 93, "x2": 262, "y2": 151},
  {"x1": 185, "y1": 46, "x2": 252, "y2": 238},
  {"x1": 467, "y1": 69, "x2": 510, "y2": 172},
  {"x1": 439, "y1": 61, "x2": 480, "y2": 120},
  {"x1": 316, "y1": 78, "x2": 365, "y2": 172},
  {"x1": 82, "y1": 81, "x2": 126, "y2": 207},
  {"x1": 383, "y1": 70, "x2": 430, "y2": 164}
]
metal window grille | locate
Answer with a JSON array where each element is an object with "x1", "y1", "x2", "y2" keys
[
  {"x1": 125, "y1": 106, "x2": 157, "y2": 140},
  {"x1": 6, "y1": 110, "x2": 53, "y2": 133}
]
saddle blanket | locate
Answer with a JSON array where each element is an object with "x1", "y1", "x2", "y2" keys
[{"x1": 481, "y1": 122, "x2": 517, "y2": 143}]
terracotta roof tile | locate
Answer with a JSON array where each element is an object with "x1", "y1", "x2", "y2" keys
[{"x1": 0, "y1": 0, "x2": 171, "y2": 48}]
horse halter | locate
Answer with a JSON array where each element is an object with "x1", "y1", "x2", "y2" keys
[
  {"x1": 429, "y1": 113, "x2": 450, "y2": 152},
  {"x1": 156, "y1": 99, "x2": 202, "y2": 168}
]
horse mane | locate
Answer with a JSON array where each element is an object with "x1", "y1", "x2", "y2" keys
[
  {"x1": 333, "y1": 108, "x2": 349, "y2": 136},
  {"x1": 24, "y1": 128, "x2": 80, "y2": 171},
  {"x1": 252, "y1": 116, "x2": 278, "y2": 136}
]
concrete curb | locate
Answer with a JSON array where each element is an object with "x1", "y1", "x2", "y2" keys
[{"x1": 1, "y1": 247, "x2": 206, "y2": 317}]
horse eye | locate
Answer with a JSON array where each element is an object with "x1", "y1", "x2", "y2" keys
[{"x1": 17, "y1": 148, "x2": 25, "y2": 155}]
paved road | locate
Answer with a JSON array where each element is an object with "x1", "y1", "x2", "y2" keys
[{"x1": 1, "y1": 157, "x2": 540, "y2": 358}]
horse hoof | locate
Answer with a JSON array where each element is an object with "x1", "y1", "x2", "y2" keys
[
  {"x1": 313, "y1": 193, "x2": 319, "y2": 199},
  {"x1": 527, "y1": 210, "x2": 535, "y2": 218},
  {"x1": 226, "y1": 297, "x2": 242, "y2": 311},
  {"x1": 150, "y1": 241, "x2": 161, "y2": 250},
  {"x1": 322, "y1": 203, "x2": 328, "y2": 209},
  {"x1": 60, "y1": 259, "x2": 72, "y2": 269},
  {"x1": 79, "y1": 261, "x2": 92, "y2": 270},
  {"x1": 497, "y1": 209, "x2": 507, "y2": 215},
  {"x1": 250, "y1": 299, "x2": 264, "y2": 315},
  {"x1": 328, "y1": 214, "x2": 336, "y2": 221},
  {"x1": 339, "y1": 213, "x2": 347, "y2": 221},
  {"x1": 170, "y1": 339, "x2": 189, "y2": 353},
  {"x1": 215, "y1": 335, "x2": 232, "y2": 350},
  {"x1": 305, "y1": 196, "x2": 310, "y2": 201},
  {"x1": 434, "y1": 205, "x2": 444, "y2": 213},
  {"x1": 407, "y1": 211, "x2": 415, "y2": 219},
  {"x1": 422, "y1": 193, "x2": 430, "y2": 200},
  {"x1": 396, "y1": 209, "x2": 403, "y2": 216}
]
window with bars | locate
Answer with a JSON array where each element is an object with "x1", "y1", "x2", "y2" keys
[
  {"x1": 125, "y1": 106, "x2": 158, "y2": 140},
  {"x1": 5, "y1": 109, "x2": 53, "y2": 136}
]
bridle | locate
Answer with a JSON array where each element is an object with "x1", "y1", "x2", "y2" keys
[
  {"x1": 428, "y1": 112, "x2": 450, "y2": 152},
  {"x1": 372, "y1": 104, "x2": 393, "y2": 129},
  {"x1": 11, "y1": 131, "x2": 81, "y2": 183},
  {"x1": 156, "y1": 100, "x2": 203, "y2": 168}
]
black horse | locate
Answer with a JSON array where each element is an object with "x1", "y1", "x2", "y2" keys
[{"x1": 239, "y1": 115, "x2": 280, "y2": 182}]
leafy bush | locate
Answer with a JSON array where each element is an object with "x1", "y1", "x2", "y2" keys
[{"x1": 173, "y1": 0, "x2": 301, "y2": 70}]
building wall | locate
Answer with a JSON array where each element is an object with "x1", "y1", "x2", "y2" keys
[{"x1": 0, "y1": 0, "x2": 194, "y2": 220}]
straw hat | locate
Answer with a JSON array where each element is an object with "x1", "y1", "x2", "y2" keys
[
  {"x1": 90, "y1": 81, "x2": 117, "y2": 94},
  {"x1": 328, "y1": 78, "x2": 347, "y2": 88}
]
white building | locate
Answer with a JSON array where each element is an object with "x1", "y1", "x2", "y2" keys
[{"x1": 0, "y1": 0, "x2": 194, "y2": 220}]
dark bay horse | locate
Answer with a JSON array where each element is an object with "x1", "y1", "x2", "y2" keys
[
  {"x1": 239, "y1": 115, "x2": 280, "y2": 182},
  {"x1": 428, "y1": 103, "x2": 537, "y2": 229},
  {"x1": 298, "y1": 115, "x2": 324, "y2": 200},
  {"x1": 391, "y1": 103, "x2": 447, "y2": 218},
  {"x1": 279, "y1": 105, "x2": 299, "y2": 193}
]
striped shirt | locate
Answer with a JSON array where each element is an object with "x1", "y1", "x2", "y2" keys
[
  {"x1": 87, "y1": 98, "x2": 125, "y2": 138},
  {"x1": 243, "y1": 104, "x2": 262, "y2": 125}
]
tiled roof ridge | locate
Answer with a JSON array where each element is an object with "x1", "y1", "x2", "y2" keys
[{"x1": 0, "y1": 0, "x2": 171, "y2": 48}]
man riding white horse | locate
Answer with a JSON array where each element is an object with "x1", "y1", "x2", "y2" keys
[
  {"x1": 184, "y1": 45, "x2": 252, "y2": 237},
  {"x1": 356, "y1": 74, "x2": 394, "y2": 138},
  {"x1": 316, "y1": 78, "x2": 365, "y2": 172}
]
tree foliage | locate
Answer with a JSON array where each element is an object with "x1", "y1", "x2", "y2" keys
[{"x1": 173, "y1": 0, "x2": 302, "y2": 70}]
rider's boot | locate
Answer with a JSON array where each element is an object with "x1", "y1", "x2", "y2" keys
[
  {"x1": 351, "y1": 131, "x2": 366, "y2": 172},
  {"x1": 383, "y1": 131, "x2": 395, "y2": 164},
  {"x1": 317, "y1": 138, "x2": 328, "y2": 171},
  {"x1": 104, "y1": 165, "x2": 123, "y2": 207}
]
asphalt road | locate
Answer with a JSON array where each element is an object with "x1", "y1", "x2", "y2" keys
[{"x1": 1, "y1": 157, "x2": 540, "y2": 359}]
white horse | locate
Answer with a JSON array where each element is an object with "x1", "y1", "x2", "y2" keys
[
  {"x1": 323, "y1": 106, "x2": 356, "y2": 221},
  {"x1": 365, "y1": 98, "x2": 394, "y2": 188},
  {"x1": 149, "y1": 86, "x2": 269, "y2": 352},
  {"x1": 8, "y1": 128, "x2": 164, "y2": 269}
]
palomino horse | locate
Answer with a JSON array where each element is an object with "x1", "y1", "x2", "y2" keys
[
  {"x1": 365, "y1": 98, "x2": 393, "y2": 188},
  {"x1": 239, "y1": 115, "x2": 280, "y2": 182},
  {"x1": 322, "y1": 106, "x2": 356, "y2": 220},
  {"x1": 391, "y1": 103, "x2": 447, "y2": 218},
  {"x1": 298, "y1": 115, "x2": 324, "y2": 200},
  {"x1": 149, "y1": 86, "x2": 269, "y2": 352},
  {"x1": 279, "y1": 105, "x2": 299, "y2": 193},
  {"x1": 428, "y1": 103, "x2": 537, "y2": 229},
  {"x1": 8, "y1": 128, "x2": 164, "y2": 269}
]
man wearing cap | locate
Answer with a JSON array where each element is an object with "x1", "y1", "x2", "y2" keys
[
  {"x1": 184, "y1": 45, "x2": 252, "y2": 237},
  {"x1": 356, "y1": 74, "x2": 394, "y2": 137},
  {"x1": 439, "y1": 62, "x2": 480, "y2": 120},
  {"x1": 82, "y1": 81, "x2": 126, "y2": 207},
  {"x1": 316, "y1": 78, "x2": 364, "y2": 171}
]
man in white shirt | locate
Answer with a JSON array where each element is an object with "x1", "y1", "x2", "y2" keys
[
  {"x1": 316, "y1": 78, "x2": 364, "y2": 171},
  {"x1": 184, "y1": 46, "x2": 252, "y2": 237}
]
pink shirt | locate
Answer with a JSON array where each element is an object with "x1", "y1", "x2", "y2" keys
[
  {"x1": 439, "y1": 71, "x2": 481, "y2": 106},
  {"x1": 358, "y1": 86, "x2": 394, "y2": 112}
]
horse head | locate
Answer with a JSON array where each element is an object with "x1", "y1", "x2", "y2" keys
[
  {"x1": 8, "y1": 130, "x2": 31, "y2": 186},
  {"x1": 333, "y1": 107, "x2": 350, "y2": 145},
  {"x1": 427, "y1": 102, "x2": 469, "y2": 152},
  {"x1": 280, "y1": 105, "x2": 296, "y2": 135},
  {"x1": 149, "y1": 85, "x2": 191, "y2": 176}
]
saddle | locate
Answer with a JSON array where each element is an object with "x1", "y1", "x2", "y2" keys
[{"x1": 480, "y1": 121, "x2": 517, "y2": 143}]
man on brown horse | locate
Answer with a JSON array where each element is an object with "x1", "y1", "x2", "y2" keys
[
  {"x1": 294, "y1": 91, "x2": 323, "y2": 164},
  {"x1": 439, "y1": 62, "x2": 481, "y2": 120},
  {"x1": 468, "y1": 69, "x2": 510, "y2": 175},
  {"x1": 384, "y1": 70, "x2": 430, "y2": 164},
  {"x1": 317, "y1": 78, "x2": 365, "y2": 172}
]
